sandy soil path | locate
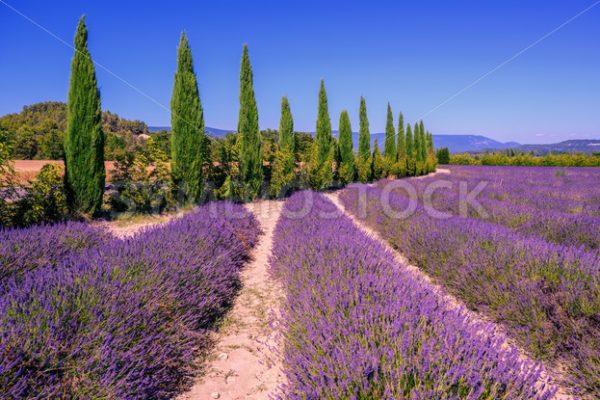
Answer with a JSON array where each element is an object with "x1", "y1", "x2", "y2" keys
[
  {"x1": 325, "y1": 183, "x2": 571, "y2": 399},
  {"x1": 177, "y1": 200, "x2": 285, "y2": 400}
]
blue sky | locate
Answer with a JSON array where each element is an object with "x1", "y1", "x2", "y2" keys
[{"x1": 1, "y1": 0, "x2": 599, "y2": 144}]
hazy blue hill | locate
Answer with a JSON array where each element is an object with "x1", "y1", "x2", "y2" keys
[
  {"x1": 518, "y1": 139, "x2": 600, "y2": 154},
  {"x1": 152, "y1": 126, "x2": 600, "y2": 154}
]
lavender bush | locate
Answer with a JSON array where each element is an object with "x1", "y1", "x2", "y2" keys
[
  {"x1": 270, "y1": 191, "x2": 556, "y2": 399},
  {"x1": 406, "y1": 166, "x2": 600, "y2": 251},
  {"x1": 0, "y1": 202, "x2": 259, "y2": 399},
  {"x1": 340, "y1": 179, "x2": 600, "y2": 396},
  {"x1": 0, "y1": 221, "x2": 110, "y2": 286}
]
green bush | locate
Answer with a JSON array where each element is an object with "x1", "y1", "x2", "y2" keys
[
  {"x1": 109, "y1": 150, "x2": 175, "y2": 214},
  {"x1": 269, "y1": 149, "x2": 296, "y2": 198}
]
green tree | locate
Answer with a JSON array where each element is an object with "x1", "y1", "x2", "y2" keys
[
  {"x1": 64, "y1": 16, "x2": 105, "y2": 215},
  {"x1": 384, "y1": 103, "x2": 396, "y2": 162},
  {"x1": 309, "y1": 80, "x2": 334, "y2": 189},
  {"x1": 397, "y1": 112, "x2": 406, "y2": 161},
  {"x1": 170, "y1": 32, "x2": 206, "y2": 204},
  {"x1": 371, "y1": 139, "x2": 384, "y2": 180},
  {"x1": 405, "y1": 123, "x2": 416, "y2": 175},
  {"x1": 358, "y1": 96, "x2": 370, "y2": 161},
  {"x1": 338, "y1": 110, "x2": 355, "y2": 184},
  {"x1": 279, "y1": 96, "x2": 295, "y2": 153},
  {"x1": 436, "y1": 147, "x2": 450, "y2": 164},
  {"x1": 414, "y1": 122, "x2": 423, "y2": 163},
  {"x1": 238, "y1": 45, "x2": 263, "y2": 199},
  {"x1": 419, "y1": 121, "x2": 427, "y2": 162}
]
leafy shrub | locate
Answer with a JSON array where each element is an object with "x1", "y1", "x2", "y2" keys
[{"x1": 109, "y1": 150, "x2": 175, "y2": 214}]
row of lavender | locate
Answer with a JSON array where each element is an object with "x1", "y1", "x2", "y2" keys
[
  {"x1": 340, "y1": 175, "x2": 600, "y2": 396},
  {"x1": 411, "y1": 166, "x2": 600, "y2": 251},
  {"x1": 270, "y1": 191, "x2": 555, "y2": 399},
  {"x1": 446, "y1": 166, "x2": 600, "y2": 217},
  {"x1": 0, "y1": 203, "x2": 260, "y2": 399}
]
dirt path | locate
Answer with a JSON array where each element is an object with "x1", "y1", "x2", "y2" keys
[
  {"x1": 177, "y1": 200, "x2": 285, "y2": 400},
  {"x1": 324, "y1": 188, "x2": 571, "y2": 400}
]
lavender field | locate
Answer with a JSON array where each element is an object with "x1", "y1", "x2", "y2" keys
[
  {"x1": 270, "y1": 191, "x2": 555, "y2": 399},
  {"x1": 0, "y1": 203, "x2": 259, "y2": 398},
  {"x1": 340, "y1": 166, "x2": 600, "y2": 397},
  {"x1": 1, "y1": 166, "x2": 599, "y2": 399}
]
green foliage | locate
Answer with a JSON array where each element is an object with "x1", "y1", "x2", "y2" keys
[
  {"x1": 64, "y1": 16, "x2": 105, "y2": 216},
  {"x1": 237, "y1": 45, "x2": 263, "y2": 200},
  {"x1": 396, "y1": 112, "x2": 406, "y2": 161},
  {"x1": 371, "y1": 139, "x2": 385, "y2": 180},
  {"x1": 170, "y1": 33, "x2": 206, "y2": 204},
  {"x1": 314, "y1": 80, "x2": 333, "y2": 166},
  {"x1": 405, "y1": 124, "x2": 416, "y2": 175},
  {"x1": 310, "y1": 80, "x2": 334, "y2": 189},
  {"x1": 294, "y1": 132, "x2": 314, "y2": 163},
  {"x1": 414, "y1": 122, "x2": 423, "y2": 163},
  {"x1": 384, "y1": 103, "x2": 396, "y2": 162},
  {"x1": 109, "y1": 149, "x2": 175, "y2": 214},
  {"x1": 436, "y1": 147, "x2": 450, "y2": 164},
  {"x1": 21, "y1": 164, "x2": 69, "y2": 225},
  {"x1": 338, "y1": 110, "x2": 355, "y2": 184},
  {"x1": 449, "y1": 151, "x2": 600, "y2": 167},
  {"x1": 0, "y1": 101, "x2": 151, "y2": 161},
  {"x1": 279, "y1": 97, "x2": 295, "y2": 153},
  {"x1": 1, "y1": 163, "x2": 68, "y2": 228},
  {"x1": 269, "y1": 148, "x2": 296, "y2": 198},
  {"x1": 356, "y1": 153, "x2": 372, "y2": 183},
  {"x1": 358, "y1": 96, "x2": 370, "y2": 160}
]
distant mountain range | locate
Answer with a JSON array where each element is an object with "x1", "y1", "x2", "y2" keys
[{"x1": 149, "y1": 126, "x2": 600, "y2": 154}]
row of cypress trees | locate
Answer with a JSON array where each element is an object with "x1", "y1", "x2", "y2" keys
[
  {"x1": 64, "y1": 17, "x2": 435, "y2": 215},
  {"x1": 312, "y1": 81, "x2": 437, "y2": 190}
]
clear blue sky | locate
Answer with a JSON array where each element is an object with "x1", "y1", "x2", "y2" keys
[{"x1": 1, "y1": 0, "x2": 599, "y2": 144}]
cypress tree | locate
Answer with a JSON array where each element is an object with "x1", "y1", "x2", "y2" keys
[
  {"x1": 406, "y1": 123, "x2": 414, "y2": 158},
  {"x1": 371, "y1": 138, "x2": 384, "y2": 180},
  {"x1": 384, "y1": 103, "x2": 396, "y2": 162},
  {"x1": 414, "y1": 122, "x2": 423, "y2": 162},
  {"x1": 397, "y1": 112, "x2": 406, "y2": 161},
  {"x1": 405, "y1": 123, "x2": 415, "y2": 175},
  {"x1": 338, "y1": 110, "x2": 355, "y2": 184},
  {"x1": 309, "y1": 80, "x2": 333, "y2": 189},
  {"x1": 64, "y1": 16, "x2": 105, "y2": 215},
  {"x1": 315, "y1": 80, "x2": 332, "y2": 165},
  {"x1": 238, "y1": 45, "x2": 263, "y2": 199},
  {"x1": 419, "y1": 121, "x2": 427, "y2": 162},
  {"x1": 358, "y1": 96, "x2": 370, "y2": 160},
  {"x1": 170, "y1": 32, "x2": 206, "y2": 203},
  {"x1": 279, "y1": 96, "x2": 294, "y2": 153}
]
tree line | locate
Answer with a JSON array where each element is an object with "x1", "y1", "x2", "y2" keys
[{"x1": 2, "y1": 16, "x2": 437, "y2": 220}]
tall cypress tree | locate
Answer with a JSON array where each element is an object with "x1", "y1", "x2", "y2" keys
[
  {"x1": 397, "y1": 112, "x2": 406, "y2": 161},
  {"x1": 358, "y1": 96, "x2": 370, "y2": 160},
  {"x1": 414, "y1": 122, "x2": 423, "y2": 162},
  {"x1": 279, "y1": 96, "x2": 294, "y2": 153},
  {"x1": 384, "y1": 103, "x2": 396, "y2": 162},
  {"x1": 238, "y1": 45, "x2": 262, "y2": 199},
  {"x1": 338, "y1": 110, "x2": 354, "y2": 183},
  {"x1": 419, "y1": 120, "x2": 427, "y2": 162},
  {"x1": 170, "y1": 32, "x2": 206, "y2": 203},
  {"x1": 309, "y1": 80, "x2": 333, "y2": 189},
  {"x1": 405, "y1": 123, "x2": 415, "y2": 176},
  {"x1": 64, "y1": 16, "x2": 105, "y2": 215},
  {"x1": 315, "y1": 80, "x2": 332, "y2": 165}
]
